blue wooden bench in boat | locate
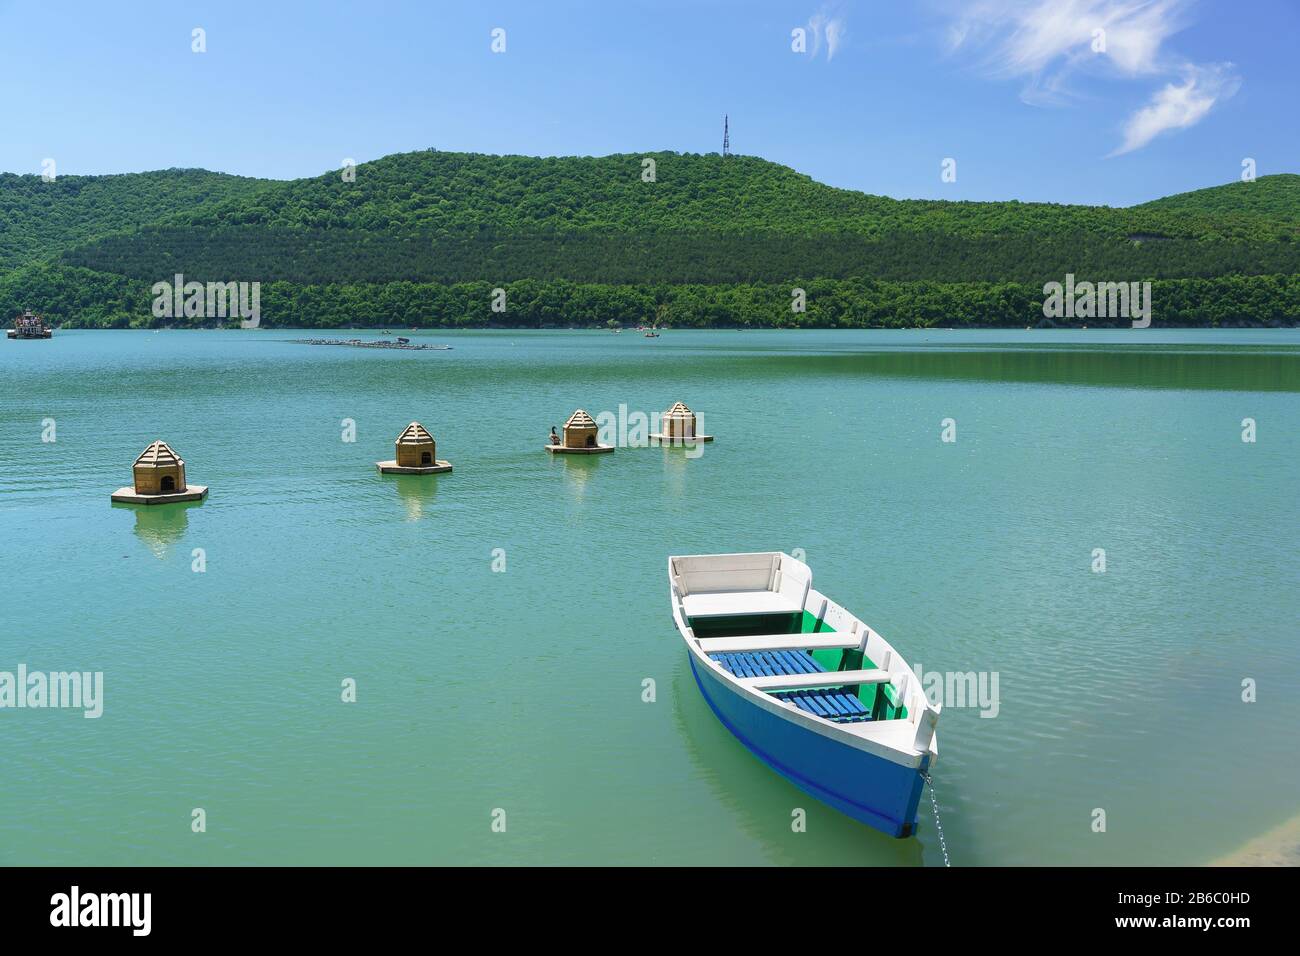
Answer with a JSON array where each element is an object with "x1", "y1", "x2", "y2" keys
[
  {"x1": 669, "y1": 551, "x2": 941, "y2": 839},
  {"x1": 706, "y1": 648, "x2": 827, "y2": 677},
  {"x1": 775, "y1": 689, "x2": 874, "y2": 723}
]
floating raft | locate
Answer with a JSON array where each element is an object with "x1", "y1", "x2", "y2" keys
[
  {"x1": 291, "y1": 338, "x2": 451, "y2": 350},
  {"x1": 112, "y1": 485, "x2": 208, "y2": 505}
]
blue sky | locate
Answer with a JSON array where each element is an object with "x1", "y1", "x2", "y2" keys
[{"x1": 1, "y1": 0, "x2": 1295, "y2": 205}]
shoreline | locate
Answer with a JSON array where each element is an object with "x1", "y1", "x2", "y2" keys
[
  {"x1": 43, "y1": 323, "x2": 1300, "y2": 333},
  {"x1": 1210, "y1": 812, "x2": 1300, "y2": 866}
]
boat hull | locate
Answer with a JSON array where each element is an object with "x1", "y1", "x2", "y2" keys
[{"x1": 689, "y1": 653, "x2": 928, "y2": 838}]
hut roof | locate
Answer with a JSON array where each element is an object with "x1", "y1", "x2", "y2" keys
[
  {"x1": 565, "y1": 409, "x2": 597, "y2": 429},
  {"x1": 396, "y1": 422, "x2": 435, "y2": 445},
  {"x1": 664, "y1": 401, "x2": 694, "y2": 417},
  {"x1": 133, "y1": 440, "x2": 183, "y2": 468}
]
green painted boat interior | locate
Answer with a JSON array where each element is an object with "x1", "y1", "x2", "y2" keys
[
  {"x1": 689, "y1": 612, "x2": 804, "y2": 639},
  {"x1": 689, "y1": 611, "x2": 907, "y2": 720}
]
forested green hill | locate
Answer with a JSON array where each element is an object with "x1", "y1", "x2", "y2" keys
[
  {"x1": 0, "y1": 168, "x2": 272, "y2": 271},
  {"x1": 152, "y1": 151, "x2": 1300, "y2": 239},
  {"x1": 1136, "y1": 173, "x2": 1300, "y2": 221},
  {"x1": 1, "y1": 151, "x2": 1296, "y2": 328}
]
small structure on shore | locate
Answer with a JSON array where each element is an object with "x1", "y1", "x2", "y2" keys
[
  {"x1": 377, "y1": 422, "x2": 452, "y2": 474},
  {"x1": 111, "y1": 441, "x2": 208, "y2": 504},
  {"x1": 7, "y1": 309, "x2": 52, "y2": 339},
  {"x1": 546, "y1": 409, "x2": 614, "y2": 454},
  {"x1": 650, "y1": 401, "x2": 713, "y2": 444}
]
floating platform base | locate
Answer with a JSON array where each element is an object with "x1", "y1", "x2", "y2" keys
[
  {"x1": 7, "y1": 330, "x2": 52, "y2": 339},
  {"x1": 111, "y1": 485, "x2": 208, "y2": 505},
  {"x1": 376, "y1": 460, "x2": 452, "y2": 474},
  {"x1": 545, "y1": 444, "x2": 615, "y2": 454},
  {"x1": 649, "y1": 433, "x2": 713, "y2": 444}
]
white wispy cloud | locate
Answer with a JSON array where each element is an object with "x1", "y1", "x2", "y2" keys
[
  {"x1": 953, "y1": 0, "x2": 1182, "y2": 87},
  {"x1": 1112, "y1": 63, "x2": 1240, "y2": 155},
  {"x1": 807, "y1": 6, "x2": 847, "y2": 61},
  {"x1": 941, "y1": 0, "x2": 1239, "y2": 152},
  {"x1": 824, "y1": 16, "x2": 846, "y2": 60}
]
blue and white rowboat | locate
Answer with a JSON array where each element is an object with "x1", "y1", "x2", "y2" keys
[{"x1": 669, "y1": 551, "x2": 940, "y2": 838}]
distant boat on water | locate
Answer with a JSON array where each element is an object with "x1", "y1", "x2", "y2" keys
[{"x1": 6, "y1": 309, "x2": 53, "y2": 339}]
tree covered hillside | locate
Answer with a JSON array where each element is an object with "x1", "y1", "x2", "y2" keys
[
  {"x1": 146, "y1": 151, "x2": 1300, "y2": 241},
  {"x1": 0, "y1": 168, "x2": 272, "y2": 271},
  {"x1": 1136, "y1": 173, "x2": 1300, "y2": 222},
  {"x1": 1, "y1": 151, "x2": 1297, "y2": 329}
]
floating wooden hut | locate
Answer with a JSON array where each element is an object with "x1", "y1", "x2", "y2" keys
[
  {"x1": 650, "y1": 401, "x2": 713, "y2": 444},
  {"x1": 6, "y1": 309, "x2": 52, "y2": 339},
  {"x1": 111, "y1": 441, "x2": 209, "y2": 504},
  {"x1": 546, "y1": 409, "x2": 614, "y2": 454},
  {"x1": 377, "y1": 422, "x2": 452, "y2": 474}
]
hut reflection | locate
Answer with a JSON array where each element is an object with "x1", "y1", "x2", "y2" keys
[
  {"x1": 390, "y1": 473, "x2": 438, "y2": 521},
  {"x1": 557, "y1": 452, "x2": 601, "y2": 501},
  {"x1": 120, "y1": 499, "x2": 200, "y2": 559}
]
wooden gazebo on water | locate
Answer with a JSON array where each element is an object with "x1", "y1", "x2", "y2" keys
[
  {"x1": 111, "y1": 441, "x2": 209, "y2": 504},
  {"x1": 650, "y1": 401, "x2": 713, "y2": 444},
  {"x1": 377, "y1": 422, "x2": 452, "y2": 474},
  {"x1": 546, "y1": 409, "x2": 614, "y2": 454},
  {"x1": 7, "y1": 310, "x2": 52, "y2": 339}
]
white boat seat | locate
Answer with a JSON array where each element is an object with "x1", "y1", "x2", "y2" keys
[
  {"x1": 738, "y1": 669, "x2": 892, "y2": 691},
  {"x1": 696, "y1": 634, "x2": 861, "y2": 653},
  {"x1": 681, "y1": 591, "x2": 803, "y2": 619}
]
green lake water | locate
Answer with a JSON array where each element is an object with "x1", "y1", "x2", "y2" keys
[{"x1": 1, "y1": 328, "x2": 1297, "y2": 866}]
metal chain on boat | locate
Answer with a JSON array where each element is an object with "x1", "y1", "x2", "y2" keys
[{"x1": 920, "y1": 771, "x2": 952, "y2": 867}]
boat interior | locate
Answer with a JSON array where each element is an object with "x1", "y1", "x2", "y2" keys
[{"x1": 670, "y1": 552, "x2": 936, "y2": 742}]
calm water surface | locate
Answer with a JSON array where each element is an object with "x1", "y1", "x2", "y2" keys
[{"x1": 1, "y1": 328, "x2": 1297, "y2": 865}]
